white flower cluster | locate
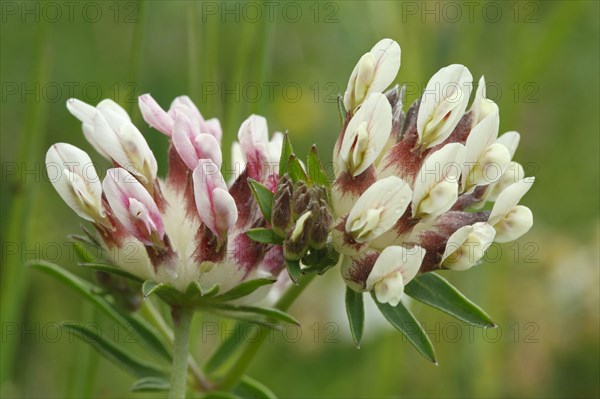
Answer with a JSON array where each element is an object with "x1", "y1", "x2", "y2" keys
[
  {"x1": 332, "y1": 39, "x2": 534, "y2": 306},
  {"x1": 46, "y1": 96, "x2": 287, "y2": 297}
]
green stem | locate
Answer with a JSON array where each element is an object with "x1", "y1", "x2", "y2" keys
[
  {"x1": 169, "y1": 307, "x2": 194, "y2": 399},
  {"x1": 220, "y1": 273, "x2": 316, "y2": 390}
]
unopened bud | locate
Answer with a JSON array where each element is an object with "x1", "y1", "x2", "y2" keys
[
  {"x1": 284, "y1": 211, "x2": 312, "y2": 260},
  {"x1": 271, "y1": 175, "x2": 294, "y2": 236}
]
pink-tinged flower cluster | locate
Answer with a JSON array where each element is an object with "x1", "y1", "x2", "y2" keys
[
  {"x1": 333, "y1": 39, "x2": 535, "y2": 306},
  {"x1": 46, "y1": 96, "x2": 287, "y2": 296}
]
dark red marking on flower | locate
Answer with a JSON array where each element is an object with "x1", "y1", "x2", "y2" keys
[
  {"x1": 228, "y1": 169, "x2": 256, "y2": 228},
  {"x1": 333, "y1": 167, "x2": 376, "y2": 198},
  {"x1": 193, "y1": 224, "x2": 225, "y2": 264},
  {"x1": 379, "y1": 133, "x2": 427, "y2": 183},
  {"x1": 146, "y1": 235, "x2": 176, "y2": 273},
  {"x1": 167, "y1": 144, "x2": 189, "y2": 191},
  {"x1": 435, "y1": 211, "x2": 491, "y2": 236},
  {"x1": 262, "y1": 245, "x2": 286, "y2": 275},
  {"x1": 231, "y1": 231, "x2": 268, "y2": 277},
  {"x1": 451, "y1": 185, "x2": 488, "y2": 211},
  {"x1": 347, "y1": 252, "x2": 379, "y2": 289}
]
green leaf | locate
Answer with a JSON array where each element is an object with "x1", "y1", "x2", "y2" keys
[
  {"x1": 306, "y1": 145, "x2": 330, "y2": 187},
  {"x1": 205, "y1": 323, "x2": 247, "y2": 374},
  {"x1": 72, "y1": 242, "x2": 97, "y2": 263},
  {"x1": 79, "y1": 262, "x2": 143, "y2": 282},
  {"x1": 142, "y1": 280, "x2": 165, "y2": 298},
  {"x1": 213, "y1": 304, "x2": 300, "y2": 326},
  {"x1": 235, "y1": 376, "x2": 277, "y2": 399},
  {"x1": 210, "y1": 278, "x2": 276, "y2": 303},
  {"x1": 287, "y1": 154, "x2": 308, "y2": 182},
  {"x1": 63, "y1": 322, "x2": 166, "y2": 379},
  {"x1": 286, "y1": 259, "x2": 302, "y2": 285},
  {"x1": 405, "y1": 273, "x2": 495, "y2": 328},
  {"x1": 372, "y1": 294, "x2": 437, "y2": 364},
  {"x1": 130, "y1": 376, "x2": 170, "y2": 392},
  {"x1": 29, "y1": 261, "x2": 171, "y2": 361},
  {"x1": 278, "y1": 133, "x2": 294, "y2": 176},
  {"x1": 248, "y1": 179, "x2": 274, "y2": 224},
  {"x1": 245, "y1": 228, "x2": 283, "y2": 245},
  {"x1": 345, "y1": 288, "x2": 364, "y2": 348}
]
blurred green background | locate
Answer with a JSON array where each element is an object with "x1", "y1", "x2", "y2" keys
[{"x1": 1, "y1": 1, "x2": 599, "y2": 398}]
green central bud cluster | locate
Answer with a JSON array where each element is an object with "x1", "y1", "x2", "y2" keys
[{"x1": 271, "y1": 175, "x2": 333, "y2": 263}]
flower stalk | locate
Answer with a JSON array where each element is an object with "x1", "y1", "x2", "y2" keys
[{"x1": 169, "y1": 307, "x2": 194, "y2": 399}]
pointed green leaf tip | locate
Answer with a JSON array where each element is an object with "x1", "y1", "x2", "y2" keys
[
  {"x1": 372, "y1": 294, "x2": 437, "y2": 364},
  {"x1": 246, "y1": 228, "x2": 283, "y2": 245},
  {"x1": 307, "y1": 145, "x2": 330, "y2": 187},
  {"x1": 130, "y1": 377, "x2": 170, "y2": 392},
  {"x1": 62, "y1": 322, "x2": 166, "y2": 379},
  {"x1": 279, "y1": 132, "x2": 294, "y2": 176},
  {"x1": 287, "y1": 154, "x2": 308, "y2": 182},
  {"x1": 345, "y1": 287, "x2": 364, "y2": 348},
  {"x1": 248, "y1": 178, "x2": 274, "y2": 224},
  {"x1": 235, "y1": 376, "x2": 278, "y2": 399},
  {"x1": 405, "y1": 273, "x2": 496, "y2": 328}
]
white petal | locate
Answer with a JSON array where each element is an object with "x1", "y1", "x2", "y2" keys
[
  {"x1": 138, "y1": 94, "x2": 174, "y2": 136},
  {"x1": 442, "y1": 222, "x2": 496, "y2": 271},
  {"x1": 368, "y1": 39, "x2": 401, "y2": 96},
  {"x1": 343, "y1": 38, "x2": 401, "y2": 111},
  {"x1": 366, "y1": 245, "x2": 425, "y2": 291},
  {"x1": 169, "y1": 95, "x2": 203, "y2": 122},
  {"x1": 238, "y1": 114, "x2": 269, "y2": 168},
  {"x1": 417, "y1": 64, "x2": 473, "y2": 148},
  {"x1": 212, "y1": 187, "x2": 238, "y2": 233},
  {"x1": 45, "y1": 143, "x2": 103, "y2": 222},
  {"x1": 119, "y1": 123, "x2": 158, "y2": 182},
  {"x1": 340, "y1": 93, "x2": 392, "y2": 176},
  {"x1": 485, "y1": 162, "x2": 525, "y2": 202},
  {"x1": 192, "y1": 160, "x2": 230, "y2": 237},
  {"x1": 97, "y1": 99, "x2": 131, "y2": 132},
  {"x1": 412, "y1": 143, "x2": 465, "y2": 217},
  {"x1": 202, "y1": 118, "x2": 222, "y2": 142},
  {"x1": 493, "y1": 205, "x2": 533, "y2": 243},
  {"x1": 489, "y1": 177, "x2": 535, "y2": 225},
  {"x1": 66, "y1": 98, "x2": 96, "y2": 125},
  {"x1": 496, "y1": 131, "x2": 520, "y2": 159},
  {"x1": 103, "y1": 168, "x2": 164, "y2": 245},
  {"x1": 346, "y1": 176, "x2": 412, "y2": 243},
  {"x1": 470, "y1": 76, "x2": 499, "y2": 126}
]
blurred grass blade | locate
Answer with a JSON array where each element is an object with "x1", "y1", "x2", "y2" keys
[
  {"x1": 372, "y1": 294, "x2": 437, "y2": 364},
  {"x1": 130, "y1": 376, "x2": 170, "y2": 392},
  {"x1": 29, "y1": 261, "x2": 171, "y2": 361},
  {"x1": 213, "y1": 304, "x2": 300, "y2": 326},
  {"x1": 210, "y1": 278, "x2": 276, "y2": 303},
  {"x1": 205, "y1": 323, "x2": 247, "y2": 374},
  {"x1": 245, "y1": 228, "x2": 283, "y2": 245},
  {"x1": 405, "y1": 273, "x2": 495, "y2": 328},
  {"x1": 345, "y1": 287, "x2": 364, "y2": 348},
  {"x1": 63, "y1": 322, "x2": 166, "y2": 379},
  {"x1": 235, "y1": 375, "x2": 277, "y2": 399},
  {"x1": 248, "y1": 179, "x2": 274, "y2": 223},
  {"x1": 0, "y1": 23, "x2": 51, "y2": 386}
]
